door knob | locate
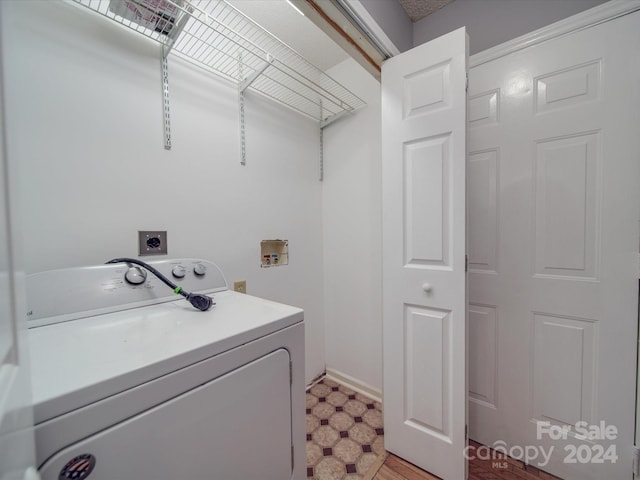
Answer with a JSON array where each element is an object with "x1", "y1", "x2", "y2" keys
[{"x1": 422, "y1": 283, "x2": 433, "y2": 293}]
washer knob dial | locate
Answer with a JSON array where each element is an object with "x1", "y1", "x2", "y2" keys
[
  {"x1": 172, "y1": 265, "x2": 186, "y2": 279},
  {"x1": 193, "y1": 263, "x2": 207, "y2": 276},
  {"x1": 125, "y1": 266, "x2": 147, "y2": 285}
]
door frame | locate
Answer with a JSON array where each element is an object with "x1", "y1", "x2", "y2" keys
[{"x1": 0, "y1": 0, "x2": 38, "y2": 475}]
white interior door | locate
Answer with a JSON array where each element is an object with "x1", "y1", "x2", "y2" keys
[
  {"x1": 467, "y1": 9, "x2": 640, "y2": 480},
  {"x1": 382, "y1": 27, "x2": 468, "y2": 480},
  {"x1": 0, "y1": 4, "x2": 38, "y2": 478}
]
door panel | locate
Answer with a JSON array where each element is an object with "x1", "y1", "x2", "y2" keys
[
  {"x1": 468, "y1": 11, "x2": 640, "y2": 480},
  {"x1": 534, "y1": 132, "x2": 599, "y2": 279},
  {"x1": 468, "y1": 150, "x2": 498, "y2": 273},
  {"x1": 532, "y1": 313, "x2": 596, "y2": 426},
  {"x1": 404, "y1": 134, "x2": 450, "y2": 266},
  {"x1": 382, "y1": 27, "x2": 467, "y2": 480},
  {"x1": 468, "y1": 304, "x2": 497, "y2": 407},
  {"x1": 405, "y1": 305, "x2": 451, "y2": 434}
]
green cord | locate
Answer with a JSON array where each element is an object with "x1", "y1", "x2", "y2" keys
[{"x1": 174, "y1": 286, "x2": 183, "y2": 295}]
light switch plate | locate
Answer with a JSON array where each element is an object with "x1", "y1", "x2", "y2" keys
[{"x1": 139, "y1": 231, "x2": 167, "y2": 256}]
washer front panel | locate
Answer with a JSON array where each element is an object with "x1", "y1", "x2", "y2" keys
[
  {"x1": 34, "y1": 323, "x2": 304, "y2": 469},
  {"x1": 39, "y1": 349, "x2": 293, "y2": 480}
]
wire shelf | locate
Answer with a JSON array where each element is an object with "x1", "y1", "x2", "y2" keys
[{"x1": 70, "y1": 0, "x2": 366, "y2": 123}]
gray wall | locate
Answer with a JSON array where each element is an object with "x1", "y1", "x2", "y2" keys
[
  {"x1": 413, "y1": 0, "x2": 608, "y2": 55},
  {"x1": 357, "y1": 0, "x2": 413, "y2": 52}
]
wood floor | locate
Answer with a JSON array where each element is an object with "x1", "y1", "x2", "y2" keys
[
  {"x1": 369, "y1": 454, "x2": 440, "y2": 480},
  {"x1": 367, "y1": 442, "x2": 562, "y2": 480}
]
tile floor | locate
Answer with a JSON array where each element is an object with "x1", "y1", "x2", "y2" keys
[
  {"x1": 307, "y1": 379, "x2": 562, "y2": 480},
  {"x1": 306, "y1": 378, "x2": 385, "y2": 479}
]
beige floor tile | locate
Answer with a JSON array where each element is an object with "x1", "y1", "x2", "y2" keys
[{"x1": 307, "y1": 378, "x2": 385, "y2": 479}]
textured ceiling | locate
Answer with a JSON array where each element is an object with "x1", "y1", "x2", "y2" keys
[{"x1": 398, "y1": 0, "x2": 456, "y2": 22}]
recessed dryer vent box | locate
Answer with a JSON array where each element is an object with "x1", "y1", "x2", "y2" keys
[
  {"x1": 261, "y1": 240, "x2": 288, "y2": 268},
  {"x1": 139, "y1": 231, "x2": 167, "y2": 256}
]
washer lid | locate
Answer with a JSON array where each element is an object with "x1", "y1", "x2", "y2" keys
[{"x1": 28, "y1": 290, "x2": 303, "y2": 424}]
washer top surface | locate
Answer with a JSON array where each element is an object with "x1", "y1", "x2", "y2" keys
[{"x1": 27, "y1": 259, "x2": 303, "y2": 424}]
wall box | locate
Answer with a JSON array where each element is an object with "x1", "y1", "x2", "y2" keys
[{"x1": 261, "y1": 240, "x2": 288, "y2": 268}]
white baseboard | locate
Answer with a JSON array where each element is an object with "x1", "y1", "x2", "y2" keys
[
  {"x1": 325, "y1": 367, "x2": 382, "y2": 403},
  {"x1": 305, "y1": 372, "x2": 327, "y2": 392}
]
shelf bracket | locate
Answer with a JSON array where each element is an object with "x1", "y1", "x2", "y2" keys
[
  {"x1": 239, "y1": 55, "x2": 274, "y2": 93},
  {"x1": 320, "y1": 110, "x2": 351, "y2": 129},
  {"x1": 238, "y1": 55, "x2": 274, "y2": 165},
  {"x1": 162, "y1": 56, "x2": 171, "y2": 150},
  {"x1": 319, "y1": 100, "x2": 324, "y2": 181},
  {"x1": 159, "y1": 5, "x2": 191, "y2": 151},
  {"x1": 238, "y1": 53, "x2": 246, "y2": 165},
  {"x1": 318, "y1": 106, "x2": 355, "y2": 181}
]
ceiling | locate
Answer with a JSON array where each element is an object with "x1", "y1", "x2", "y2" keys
[
  {"x1": 227, "y1": 0, "x2": 456, "y2": 72},
  {"x1": 399, "y1": 0, "x2": 456, "y2": 22}
]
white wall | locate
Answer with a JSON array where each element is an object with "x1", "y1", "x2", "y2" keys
[
  {"x1": 4, "y1": 0, "x2": 607, "y2": 398},
  {"x1": 413, "y1": 0, "x2": 608, "y2": 54},
  {"x1": 1, "y1": 0, "x2": 325, "y2": 383},
  {"x1": 322, "y1": 58, "x2": 382, "y2": 392}
]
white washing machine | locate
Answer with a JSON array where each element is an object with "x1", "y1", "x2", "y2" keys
[{"x1": 26, "y1": 258, "x2": 305, "y2": 480}]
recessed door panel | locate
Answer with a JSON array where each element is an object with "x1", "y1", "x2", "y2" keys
[
  {"x1": 534, "y1": 132, "x2": 599, "y2": 279},
  {"x1": 468, "y1": 304, "x2": 497, "y2": 408},
  {"x1": 535, "y1": 61, "x2": 600, "y2": 114},
  {"x1": 469, "y1": 89, "x2": 499, "y2": 127},
  {"x1": 404, "y1": 305, "x2": 451, "y2": 437},
  {"x1": 404, "y1": 135, "x2": 450, "y2": 267},
  {"x1": 468, "y1": 149, "x2": 498, "y2": 273},
  {"x1": 403, "y1": 62, "x2": 451, "y2": 119},
  {"x1": 532, "y1": 313, "x2": 595, "y2": 426}
]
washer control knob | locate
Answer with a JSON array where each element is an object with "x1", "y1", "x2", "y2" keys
[
  {"x1": 193, "y1": 263, "x2": 207, "y2": 276},
  {"x1": 125, "y1": 266, "x2": 147, "y2": 285},
  {"x1": 172, "y1": 265, "x2": 186, "y2": 279}
]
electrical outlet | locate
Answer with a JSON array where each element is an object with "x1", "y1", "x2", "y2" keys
[
  {"x1": 139, "y1": 231, "x2": 167, "y2": 256},
  {"x1": 234, "y1": 280, "x2": 247, "y2": 294}
]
